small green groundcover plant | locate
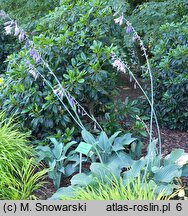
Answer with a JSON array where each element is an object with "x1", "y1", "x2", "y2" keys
[
  {"x1": 60, "y1": 175, "x2": 174, "y2": 200},
  {"x1": 0, "y1": 112, "x2": 47, "y2": 200}
]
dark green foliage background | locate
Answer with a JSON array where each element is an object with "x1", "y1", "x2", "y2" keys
[
  {"x1": 0, "y1": 0, "x2": 188, "y2": 136},
  {"x1": 0, "y1": 0, "x2": 119, "y2": 139},
  {"x1": 150, "y1": 18, "x2": 188, "y2": 130}
]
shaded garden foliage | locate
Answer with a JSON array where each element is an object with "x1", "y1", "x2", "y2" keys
[
  {"x1": 0, "y1": 0, "x2": 119, "y2": 139},
  {"x1": 150, "y1": 17, "x2": 188, "y2": 131}
]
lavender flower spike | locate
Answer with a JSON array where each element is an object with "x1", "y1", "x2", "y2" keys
[
  {"x1": 34, "y1": 52, "x2": 41, "y2": 64},
  {"x1": 112, "y1": 59, "x2": 126, "y2": 73},
  {"x1": 29, "y1": 47, "x2": 35, "y2": 57}
]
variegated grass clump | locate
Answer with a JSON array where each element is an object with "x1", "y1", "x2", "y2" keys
[
  {"x1": 0, "y1": 112, "x2": 47, "y2": 199},
  {"x1": 61, "y1": 175, "x2": 173, "y2": 200}
]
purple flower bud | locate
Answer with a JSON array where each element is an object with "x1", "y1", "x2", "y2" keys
[
  {"x1": 4, "y1": 25, "x2": 12, "y2": 35},
  {"x1": 68, "y1": 94, "x2": 75, "y2": 107},
  {"x1": 126, "y1": 25, "x2": 133, "y2": 34},
  {"x1": 33, "y1": 52, "x2": 41, "y2": 64},
  {"x1": 29, "y1": 48, "x2": 41, "y2": 64},
  {"x1": 25, "y1": 39, "x2": 30, "y2": 48},
  {"x1": 29, "y1": 48, "x2": 35, "y2": 57},
  {"x1": 19, "y1": 30, "x2": 25, "y2": 41},
  {"x1": 14, "y1": 24, "x2": 20, "y2": 36}
]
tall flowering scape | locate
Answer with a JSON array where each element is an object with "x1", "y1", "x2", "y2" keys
[{"x1": 112, "y1": 12, "x2": 163, "y2": 181}]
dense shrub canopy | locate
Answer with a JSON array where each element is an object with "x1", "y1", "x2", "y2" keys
[
  {"x1": 0, "y1": 0, "x2": 119, "y2": 139},
  {"x1": 150, "y1": 17, "x2": 188, "y2": 130},
  {"x1": 126, "y1": 0, "x2": 188, "y2": 43}
]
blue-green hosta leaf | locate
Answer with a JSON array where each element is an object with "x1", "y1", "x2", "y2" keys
[
  {"x1": 106, "y1": 152, "x2": 134, "y2": 178},
  {"x1": 98, "y1": 131, "x2": 111, "y2": 152},
  {"x1": 164, "y1": 149, "x2": 184, "y2": 166},
  {"x1": 109, "y1": 131, "x2": 121, "y2": 145},
  {"x1": 49, "y1": 160, "x2": 56, "y2": 170},
  {"x1": 123, "y1": 158, "x2": 146, "y2": 185},
  {"x1": 64, "y1": 141, "x2": 77, "y2": 155},
  {"x1": 48, "y1": 170, "x2": 62, "y2": 188},
  {"x1": 147, "y1": 139, "x2": 158, "y2": 159},
  {"x1": 155, "y1": 183, "x2": 174, "y2": 196},
  {"x1": 56, "y1": 155, "x2": 67, "y2": 162},
  {"x1": 81, "y1": 129, "x2": 96, "y2": 144},
  {"x1": 130, "y1": 141, "x2": 143, "y2": 158},
  {"x1": 71, "y1": 173, "x2": 92, "y2": 186},
  {"x1": 131, "y1": 158, "x2": 146, "y2": 175},
  {"x1": 151, "y1": 166, "x2": 160, "y2": 173},
  {"x1": 67, "y1": 154, "x2": 87, "y2": 167},
  {"x1": 64, "y1": 164, "x2": 78, "y2": 177},
  {"x1": 49, "y1": 137, "x2": 59, "y2": 148},
  {"x1": 112, "y1": 141, "x2": 125, "y2": 152},
  {"x1": 154, "y1": 164, "x2": 182, "y2": 183},
  {"x1": 36, "y1": 145, "x2": 51, "y2": 153},
  {"x1": 90, "y1": 163, "x2": 114, "y2": 181},
  {"x1": 48, "y1": 186, "x2": 77, "y2": 200},
  {"x1": 114, "y1": 133, "x2": 137, "y2": 147},
  {"x1": 52, "y1": 143, "x2": 63, "y2": 160},
  {"x1": 35, "y1": 145, "x2": 52, "y2": 162},
  {"x1": 107, "y1": 152, "x2": 134, "y2": 168},
  {"x1": 181, "y1": 164, "x2": 188, "y2": 177},
  {"x1": 58, "y1": 167, "x2": 65, "y2": 174}
]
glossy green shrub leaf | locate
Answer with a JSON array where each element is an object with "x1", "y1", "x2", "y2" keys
[{"x1": 147, "y1": 17, "x2": 188, "y2": 130}]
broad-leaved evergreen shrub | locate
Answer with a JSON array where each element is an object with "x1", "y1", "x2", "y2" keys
[
  {"x1": 0, "y1": 0, "x2": 119, "y2": 139},
  {"x1": 127, "y1": 0, "x2": 188, "y2": 44},
  {"x1": 147, "y1": 17, "x2": 188, "y2": 130}
]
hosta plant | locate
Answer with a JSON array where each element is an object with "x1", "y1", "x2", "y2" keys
[
  {"x1": 36, "y1": 137, "x2": 79, "y2": 189},
  {"x1": 80, "y1": 129, "x2": 142, "y2": 164}
]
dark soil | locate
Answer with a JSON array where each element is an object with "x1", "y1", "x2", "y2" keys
[{"x1": 34, "y1": 73, "x2": 188, "y2": 199}]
